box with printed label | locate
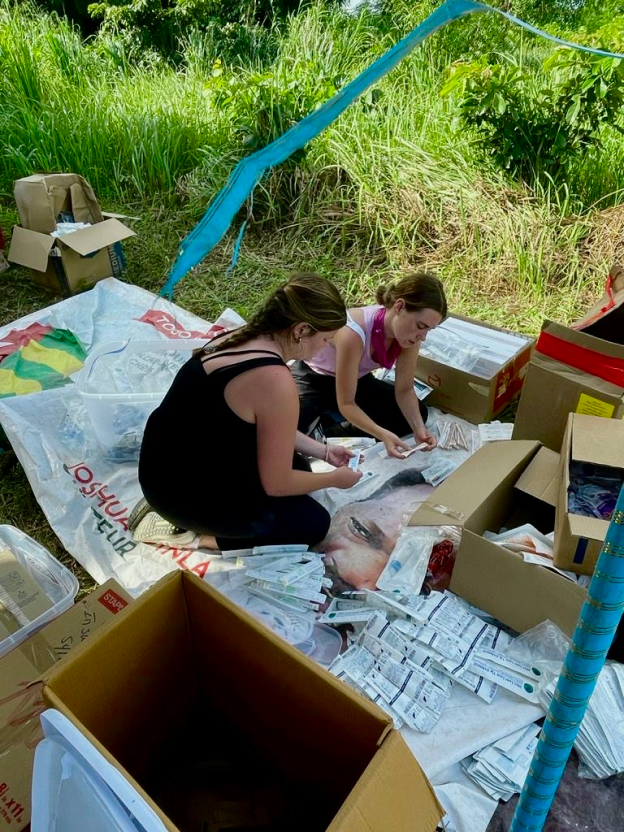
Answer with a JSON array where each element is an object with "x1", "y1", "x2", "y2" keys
[
  {"x1": 7, "y1": 173, "x2": 135, "y2": 296},
  {"x1": 410, "y1": 440, "x2": 586, "y2": 637},
  {"x1": 553, "y1": 413, "x2": 624, "y2": 576},
  {"x1": 513, "y1": 267, "x2": 624, "y2": 451},
  {"x1": 40, "y1": 571, "x2": 443, "y2": 832},
  {"x1": 415, "y1": 314, "x2": 534, "y2": 425},
  {"x1": 0, "y1": 579, "x2": 131, "y2": 831}
]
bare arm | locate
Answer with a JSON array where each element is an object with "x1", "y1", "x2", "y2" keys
[
  {"x1": 334, "y1": 329, "x2": 410, "y2": 458},
  {"x1": 334, "y1": 328, "x2": 387, "y2": 440},
  {"x1": 253, "y1": 366, "x2": 360, "y2": 496},
  {"x1": 394, "y1": 347, "x2": 436, "y2": 449}
]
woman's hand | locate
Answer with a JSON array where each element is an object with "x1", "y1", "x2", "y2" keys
[
  {"x1": 381, "y1": 431, "x2": 412, "y2": 459},
  {"x1": 331, "y1": 467, "x2": 363, "y2": 489},
  {"x1": 414, "y1": 425, "x2": 437, "y2": 451},
  {"x1": 326, "y1": 444, "x2": 354, "y2": 468}
]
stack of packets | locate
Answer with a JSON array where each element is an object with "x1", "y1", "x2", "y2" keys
[
  {"x1": 540, "y1": 663, "x2": 624, "y2": 779},
  {"x1": 324, "y1": 590, "x2": 543, "y2": 733},
  {"x1": 221, "y1": 544, "x2": 329, "y2": 614},
  {"x1": 462, "y1": 723, "x2": 541, "y2": 801},
  {"x1": 483, "y1": 524, "x2": 582, "y2": 583},
  {"x1": 478, "y1": 421, "x2": 514, "y2": 443}
]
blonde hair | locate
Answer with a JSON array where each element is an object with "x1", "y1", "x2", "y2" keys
[
  {"x1": 208, "y1": 272, "x2": 346, "y2": 352},
  {"x1": 375, "y1": 272, "x2": 447, "y2": 317}
]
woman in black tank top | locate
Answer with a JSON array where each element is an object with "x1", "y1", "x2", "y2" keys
[{"x1": 134, "y1": 273, "x2": 363, "y2": 552}]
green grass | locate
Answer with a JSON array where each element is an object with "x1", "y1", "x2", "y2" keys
[{"x1": 1, "y1": 0, "x2": 624, "y2": 591}]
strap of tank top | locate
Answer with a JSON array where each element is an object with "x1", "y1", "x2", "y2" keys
[
  {"x1": 200, "y1": 348, "x2": 283, "y2": 364},
  {"x1": 346, "y1": 314, "x2": 366, "y2": 345}
]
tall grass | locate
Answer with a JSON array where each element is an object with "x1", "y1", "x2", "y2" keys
[{"x1": 1, "y1": 0, "x2": 623, "y2": 329}]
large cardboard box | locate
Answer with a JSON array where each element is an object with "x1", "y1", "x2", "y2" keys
[
  {"x1": 0, "y1": 579, "x2": 131, "y2": 831},
  {"x1": 8, "y1": 173, "x2": 135, "y2": 296},
  {"x1": 410, "y1": 440, "x2": 586, "y2": 637},
  {"x1": 41, "y1": 571, "x2": 443, "y2": 832},
  {"x1": 553, "y1": 413, "x2": 624, "y2": 576},
  {"x1": 513, "y1": 269, "x2": 624, "y2": 450},
  {"x1": 416, "y1": 315, "x2": 533, "y2": 425}
]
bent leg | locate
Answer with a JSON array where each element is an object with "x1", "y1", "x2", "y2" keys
[{"x1": 355, "y1": 374, "x2": 428, "y2": 437}]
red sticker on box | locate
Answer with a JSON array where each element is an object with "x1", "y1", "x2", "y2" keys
[{"x1": 98, "y1": 589, "x2": 128, "y2": 614}]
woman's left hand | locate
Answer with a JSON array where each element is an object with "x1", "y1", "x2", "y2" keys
[
  {"x1": 415, "y1": 426, "x2": 437, "y2": 451},
  {"x1": 326, "y1": 445, "x2": 355, "y2": 468}
]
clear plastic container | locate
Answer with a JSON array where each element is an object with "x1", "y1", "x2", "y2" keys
[
  {"x1": 0, "y1": 525, "x2": 79, "y2": 659},
  {"x1": 76, "y1": 339, "x2": 206, "y2": 454}
]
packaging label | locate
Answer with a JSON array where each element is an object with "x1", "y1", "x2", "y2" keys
[
  {"x1": 576, "y1": 393, "x2": 616, "y2": 419},
  {"x1": 97, "y1": 589, "x2": 129, "y2": 614}
]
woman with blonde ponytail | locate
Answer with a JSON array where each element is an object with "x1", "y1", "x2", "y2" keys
[
  {"x1": 292, "y1": 272, "x2": 447, "y2": 459},
  {"x1": 131, "y1": 273, "x2": 362, "y2": 551}
]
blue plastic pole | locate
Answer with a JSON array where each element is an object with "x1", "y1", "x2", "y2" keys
[{"x1": 510, "y1": 485, "x2": 624, "y2": 831}]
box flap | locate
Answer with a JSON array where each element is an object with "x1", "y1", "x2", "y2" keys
[
  {"x1": 328, "y1": 730, "x2": 442, "y2": 831},
  {"x1": 542, "y1": 319, "x2": 624, "y2": 360},
  {"x1": 7, "y1": 226, "x2": 55, "y2": 272},
  {"x1": 571, "y1": 413, "x2": 624, "y2": 468},
  {"x1": 58, "y1": 219, "x2": 136, "y2": 256},
  {"x1": 574, "y1": 265, "x2": 624, "y2": 345},
  {"x1": 515, "y1": 447, "x2": 560, "y2": 507},
  {"x1": 568, "y1": 513, "x2": 608, "y2": 543},
  {"x1": 102, "y1": 211, "x2": 141, "y2": 221},
  {"x1": 14, "y1": 173, "x2": 104, "y2": 233},
  {"x1": 410, "y1": 440, "x2": 540, "y2": 528}
]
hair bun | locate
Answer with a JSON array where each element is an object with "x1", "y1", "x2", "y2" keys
[{"x1": 375, "y1": 284, "x2": 389, "y2": 306}]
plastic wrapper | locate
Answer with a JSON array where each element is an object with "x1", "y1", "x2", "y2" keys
[
  {"x1": 568, "y1": 461, "x2": 624, "y2": 521},
  {"x1": 376, "y1": 524, "x2": 462, "y2": 595}
]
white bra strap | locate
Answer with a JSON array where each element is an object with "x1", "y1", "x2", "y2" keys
[{"x1": 346, "y1": 314, "x2": 366, "y2": 345}]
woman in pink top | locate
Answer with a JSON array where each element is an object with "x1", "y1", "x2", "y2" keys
[{"x1": 292, "y1": 272, "x2": 447, "y2": 459}]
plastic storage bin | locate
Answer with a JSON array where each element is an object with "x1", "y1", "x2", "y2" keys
[
  {"x1": 76, "y1": 339, "x2": 206, "y2": 458},
  {"x1": 32, "y1": 709, "x2": 167, "y2": 832},
  {"x1": 0, "y1": 525, "x2": 79, "y2": 659}
]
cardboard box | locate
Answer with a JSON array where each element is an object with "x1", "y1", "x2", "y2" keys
[
  {"x1": 410, "y1": 440, "x2": 586, "y2": 637},
  {"x1": 513, "y1": 269, "x2": 624, "y2": 451},
  {"x1": 0, "y1": 580, "x2": 131, "y2": 831},
  {"x1": 8, "y1": 173, "x2": 135, "y2": 296},
  {"x1": 554, "y1": 413, "x2": 624, "y2": 576},
  {"x1": 41, "y1": 571, "x2": 443, "y2": 832},
  {"x1": 416, "y1": 315, "x2": 533, "y2": 425}
]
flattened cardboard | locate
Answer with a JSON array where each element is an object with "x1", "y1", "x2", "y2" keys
[
  {"x1": 554, "y1": 413, "x2": 624, "y2": 575},
  {"x1": 411, "y1": 440, "x2": 586, "y2": 636},
  {"x1": 416, "y1": 314, "x2": 533, "y2": 425},
  {"x1": 42, "y1": 572, "x2": 443, "y2": 832},
  {"x1": 0, "y1": 580, "x2": 131, "y2": 832},
  {"x1": 513, "y1": 318, "x2": 624, "y2": 451}
]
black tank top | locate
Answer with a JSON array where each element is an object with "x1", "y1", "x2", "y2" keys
[{"x1": 138, "y1": 347, "x2": 285, "y2": 504}]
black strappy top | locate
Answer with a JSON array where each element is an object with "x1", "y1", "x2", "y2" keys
[{"x1": 138, "y1": 345, "x2": 286, "y2": 507}]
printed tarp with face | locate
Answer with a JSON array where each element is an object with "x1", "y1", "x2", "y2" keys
[{"x1": 313, "y1": 438, "x2": 471, "y2": 597}]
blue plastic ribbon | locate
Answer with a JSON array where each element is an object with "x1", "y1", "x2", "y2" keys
[{"x1": 162, "y1": 0, "x2": 624, "y2": 297}]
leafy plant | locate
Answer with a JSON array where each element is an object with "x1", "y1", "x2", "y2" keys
[{"x1": 442, "y1": 50, "x2": 624, "y2": 182}]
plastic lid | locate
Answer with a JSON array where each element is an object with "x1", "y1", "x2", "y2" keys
[
  {"x1": 32, "y1": 738, "x2": 137, "y2": 832},
  {"x1": 33, "y1": 710, "x2": 167, "y2": 831}
]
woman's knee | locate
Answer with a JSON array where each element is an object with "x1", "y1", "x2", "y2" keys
[{"x1": 306, "y1": 500, "x2": 331, "y2": 546}]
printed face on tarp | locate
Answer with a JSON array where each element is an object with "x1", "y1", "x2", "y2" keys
[{"x1": 318, "y1": 469, "x2": 431, "y2": 593}]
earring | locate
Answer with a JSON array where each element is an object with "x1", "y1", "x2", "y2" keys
[{"x1": 295, "y1": 337, "x2": 301, "y2": 344}]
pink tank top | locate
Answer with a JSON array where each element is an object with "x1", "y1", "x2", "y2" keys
[{"x1": 305, "y1": 305, "x2": 392, "y2": 378}]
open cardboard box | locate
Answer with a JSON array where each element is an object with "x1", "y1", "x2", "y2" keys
[
  {"x1": 553, "y1": 413, "x2": 624, "y2": 576},
  {"x1": 0, "y1": 579, "x2": 131, "y2": 831},
  {"x1": 410, "y1": 440, "x2": 586, "y2": 637},
  {"x1": 513, "y1": 267, "x2": 624, "y2": 451},
  {"x1": 415, "y1": 314, "x2": 533, "y2": 425},
  {"x1": 8, "y1": 173, "x2": 135, "y2": 296},
  {"x1": 39, "y1": 571, "x2": 443, "y2": 832}
]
